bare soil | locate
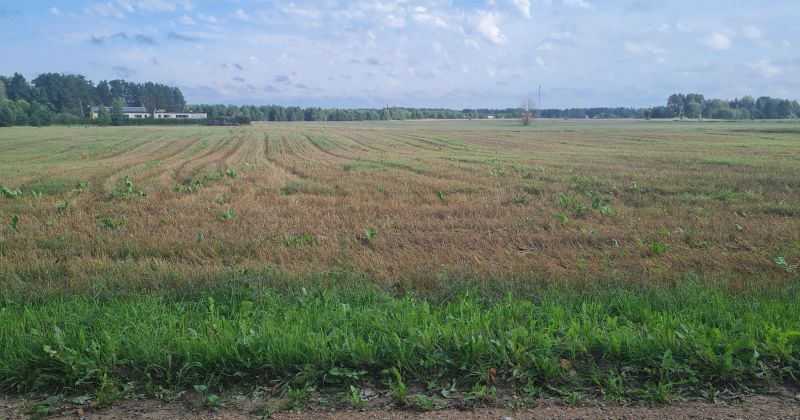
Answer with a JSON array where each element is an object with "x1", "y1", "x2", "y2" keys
[{"x1": 3, "y1": 391, "x2": 798, "y2": 419}]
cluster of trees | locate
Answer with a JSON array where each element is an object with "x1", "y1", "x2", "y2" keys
[
  {"x1": 185, "y1": 104, "x2": 470, "y2": 122},
  {"x1": 0, "y1": 72, "x2": 186, "y2": 127},
  {"x1": 644, "y1": 94, "x2": 800, "y2": 120}
]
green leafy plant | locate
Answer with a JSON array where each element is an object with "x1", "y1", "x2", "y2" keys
[
  {"x1": 31, "y1": 395, "x2": 61, "y2": 419},
  {"x1": 512, "y1": 194, "x2": 526, "y2": 205},
  {"x1": 436, "y1": 191, "x2": 445, "y2": 200},
  {"x1": 110, "y1": 176, "x2": 146, "y2": 199},
  {"x1": 283, "y1": 233, "x2": 316, "y2": 248},
  {"x1": 349, "y1": 385, "x2": 365, "y2": 409},
  {"x1": 1, "y1": 186, "x2": 23, "y2": 198},
  {"x1": 100, "y1": 218, "x2": 124, "y2": 230},
  {"x1": 412, "y1": 395, "x2": 434, "y2": 411},
  {"x1": 9, "y1": 214, "x2": 19, "y2": 231},
  {"x1": 650, "y1": 241, "x2": 668, "y2": 256},
  {"x1": 554, "y1": 212, "x2": 570, "y2": 227},
  {"x1": 282, "y1": 388, "x2": 312, "y2": 411},
  {"x1": 773, "y1": 256, "x2": 797, "y2": 273},
  {"x1": 560, "y1": 193, "x2": 573, "y2": 209},
  {"x1": 388, "y1": 367, "x2": 407, "y2": 405},
  {"x1": 56, "y1": 200, "x2": 73, "y2": 213},
  {"x1": 218, "y1": 209, "x2": 236, "y2": 221}
]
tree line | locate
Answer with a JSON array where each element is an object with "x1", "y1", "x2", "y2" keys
[
  {"x1": 0, "y1": 72, "x2": 185, "y2": 127},
  {"x1": 1, "y1": 71, "x2": 799, "y2": 127},
  {"x1": 645, "y1": 93, "x2": 800, "y2": 120}
]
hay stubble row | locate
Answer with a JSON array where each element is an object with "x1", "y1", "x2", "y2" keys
[{"x1": 1, "y1": 120, "x2": 798, "y2": 293}]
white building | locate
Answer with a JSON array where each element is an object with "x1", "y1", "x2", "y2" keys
[{"x1": 89, "y1": 106, "x2": 207, "y2": 120}]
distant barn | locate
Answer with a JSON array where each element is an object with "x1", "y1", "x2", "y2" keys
[{"x1": 89, "y1": 106, "x2": 207, "y2": 120}]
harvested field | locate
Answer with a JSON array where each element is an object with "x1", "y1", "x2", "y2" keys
[{"x1": 1, "y1": 120, "x2": 798, "y2": 295}]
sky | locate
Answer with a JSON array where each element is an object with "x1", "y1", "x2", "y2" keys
[{"x1": 1, "y1": 0, "x2": 798, "y2": 108}]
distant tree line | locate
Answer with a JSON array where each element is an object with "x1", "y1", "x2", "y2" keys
[
  {"x1": 644, "y1": 93, "x2": 800, "y2": 120},
  {"x1": 185, "y1": 104, "x2": 470, "y2": 122},
  {"x1": 2, "y1": 71, "x2": 799, "y2": 127},
  {"x1": 0, "y1": 72, "x2": 186, "y2": 127}
]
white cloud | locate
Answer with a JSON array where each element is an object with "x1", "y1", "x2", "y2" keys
[
  {"x1": 83, "y1": 0, "x2": 193, "y2": 19},
  {"x1": 741, "y1": 25, "x2": 763, "y2": 40},
  {"x1": 563, "y1": 0, "x2": 591, "y2": 9},
  {"x1": 463, "y1": 38, "x2": 480, "y2": 49},
  {"x1": 411, "y1": 6, "x2": 450, "y2": 29},
  {"x1": 624, "y1": 41, "x2": 665, "y2": 56},
  {"x1": 474, "y1": 11, "x2": 507, "y2": 45},
  {"x1": 747, "y1": 58, "x2": 781, "y2": 78},
  {"x1": 49, "y1": 7, "x2": 60, "y2": 15},
  {"x1": 197, "y1": 13, "x2": 217, "y2": 24},
  {"x1": 383, "y1": 13, "x2": 406, "y2": 28},
  {"x1": 700, "y1": 32, "x2": 731, "y2": 50},
  {"x1": 549, "y1": 30, "x2": 573, "y2": 40},
  {"x1": 234, "y1": 9, "x2": 251, "y2": 22},
  {"x1": 179, "y1": 15, "x2": 195, "y2": 25},
  {"x1": 509, "y1": 0, "x2": 532, "y2": 18}
]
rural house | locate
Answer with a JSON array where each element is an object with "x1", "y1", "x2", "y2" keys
[{"x1": 89, "y1": 106, "x2": 207, "y2": 120}]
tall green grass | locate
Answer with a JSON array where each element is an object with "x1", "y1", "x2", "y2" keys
[{"x1": 1, "y1": 279, "x2": 799, "y2": 400}]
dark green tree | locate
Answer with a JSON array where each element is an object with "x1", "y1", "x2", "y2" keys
[
  {"x1": 28, "y1": 101, "x2": 52, "y2": 126},
  {"x1": 110, "y1": 97, "x2": 126, "y2": 125},
  {"x1": 6, "y1": 73, "x2": 31, "y2": 101},
  {"x1": 96, "y1": 105, "x2": 111, "y2": 126},
  {"x1": 0, "y1": 102, "x2": 16, "y2": 126},
  {"x1": 96, "y1": 81, "x2": 113, "y2": 106}
]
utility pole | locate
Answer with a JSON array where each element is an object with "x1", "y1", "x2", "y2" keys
[{"x1": 538, "y1": 85, "x2": 541, "y2": 118}]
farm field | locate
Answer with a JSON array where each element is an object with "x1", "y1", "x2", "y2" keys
[{"x1": 1, "y1": 120, "x2": 799, "y2": 413}]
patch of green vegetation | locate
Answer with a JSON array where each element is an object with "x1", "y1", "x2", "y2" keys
[
  {"x1": 700, "y1": 157, "x2": 749, "y2": 166},
  {"x1": 24, "y1": 179, "x2": 81, "y2": 196},
  {"x1": 1, "y1": 186, "x2": 23, "y2": 198},
  {"x1": 109, "y1": 176, "x2": 146, "y2": 200},
  {"x1": 755, "y1": 202, "x2": 799, "y2": 217},
  {"x1": 650, "y1": 241, "x2": 668, "y2": 256},
  {"x1": 282, "y1": 179, "x2": 338, "y2": 196},
  {"x1": 177, "y1": 169, "x2": 237, "y2": 194},
  {"x1": 1, "y1": 265, "x2": 800, "y2": 400},
  {"x1": 342, "y1": 158, "x2": 388, "y2": 171},
  {"x1": 100, "y1": 218, "x2": 124, "y2": 230},
  {"x1": 342, "y1": 157, "x2": 423, "y2": 174},
  {"x1": 217, "y1": 209, "x2": 236, "y2": 221},
  {"x1": 282, "y1": 233, "x2": 316, "y2": 248}
]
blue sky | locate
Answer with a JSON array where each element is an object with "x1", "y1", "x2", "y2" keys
[{"x1": 1, "y1": 0, "x2": 798, "y2": 108}]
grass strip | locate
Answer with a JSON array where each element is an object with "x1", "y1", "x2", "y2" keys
[{"x1": 1, "y1": 280, "x2": 799, "y2": 402}]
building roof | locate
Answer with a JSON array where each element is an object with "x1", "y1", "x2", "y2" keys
[{"x1": 90, "y1": 106, "x2": 147, "y2": 113}]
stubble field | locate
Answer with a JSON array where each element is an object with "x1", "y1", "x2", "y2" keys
[
  {"x1": 1, "y1": 120, "x2": 798, "y2": 292},
  {"x1": 0, "y1": 120, "x2": 799, "y2": 412}
]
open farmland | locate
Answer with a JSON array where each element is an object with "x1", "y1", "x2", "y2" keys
[
  {"x1": 1, "y1": 120, "x2": 799, "y2": 292},
  {"x1": 1, "y1": 120, "x2": 800, "y2": 412}
]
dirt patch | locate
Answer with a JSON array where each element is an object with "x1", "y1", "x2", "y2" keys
[{"x1": 3, "y1": 392, "x2": 798, "y2": 419}]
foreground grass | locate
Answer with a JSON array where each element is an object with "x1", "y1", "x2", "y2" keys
[{"x1": 1, "y1": 279, "x2": 799, "y2": 404}]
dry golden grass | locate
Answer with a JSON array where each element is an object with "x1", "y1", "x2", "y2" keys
[{"x1": 1, "y1": 120, "x2": 798, "y2": 293}]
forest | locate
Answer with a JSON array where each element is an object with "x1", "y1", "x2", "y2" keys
[{"x1": 1, "y1": 72, "x2": 798, "y2": 127}]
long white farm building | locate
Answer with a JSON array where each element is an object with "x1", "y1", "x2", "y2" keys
[{"x1": 89, "y1": 106, "x2": 207, "y2": 120}]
